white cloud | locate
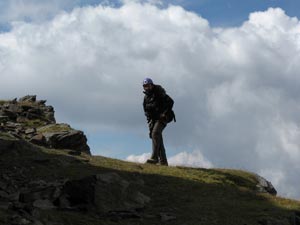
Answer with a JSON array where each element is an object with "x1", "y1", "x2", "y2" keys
[
  {"x1": 126, "y1": 153, "x2": 151, "y2": 163},
  {"x1": 0, "y1": 3, "x2": 300, "y2": 199},
  {"x1": 126, "y1": 150, "x2": 213, "y2": 168},
  {"x1": 0, "y1": 0, "x2": 74, "y2": 24},
  {"x1": 169, "y1": 150, "x2": 213, "y2": 168}
]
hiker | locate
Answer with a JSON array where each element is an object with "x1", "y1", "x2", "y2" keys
[{"x1": 142, "y1": 78, "x2": 175, "y2": 166}]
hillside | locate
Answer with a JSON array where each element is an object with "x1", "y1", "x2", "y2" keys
[{"x1": 0, "y1": 96, "x2": 300, "y2": 225}]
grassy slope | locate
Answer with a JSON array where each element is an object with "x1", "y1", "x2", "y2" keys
[{"x1": 0, "y1": 138, "x2": 299, "y2": 225}]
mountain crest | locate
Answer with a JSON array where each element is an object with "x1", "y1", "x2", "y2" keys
[{"x1": 0, "y1": 95, "x2": 90, "y2": 154}]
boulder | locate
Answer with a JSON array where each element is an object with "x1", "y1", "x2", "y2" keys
[
  {"x1": 25, "y1": 128, "x2": 36, "y2": 135},
  {"x1": 58, "y1": 173, "x2": 150, "y2": 213},
  {"x1": 254, "y1": 174, "x2": 277, "y2": 196},
  {"x1": 42, "y1": 129, "x2": 90, "y2": 154},
  {"x1": 29, "y1": 134, "x2": 46, "y2": 146}
]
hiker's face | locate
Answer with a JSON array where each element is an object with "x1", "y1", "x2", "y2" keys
[{"x1": 143, "y1": 84, "x2": 153, "y2": 92}]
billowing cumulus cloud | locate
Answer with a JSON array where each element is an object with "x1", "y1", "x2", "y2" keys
[
  {"x1": 0, "y1": 0, "x2": 74, "y2": 25},
  {"x1": 126, "y1": 150, "x2": 213, "y2": 168},
  {"x1": 168, "y1": 150, "x2": 213, "y2": 168},
  {"x1": 126, "y1": 153, "x2": 151, "y2": 164},
  {"x1": 0, "y1": 2, "x2": 300, "y2": 199}
]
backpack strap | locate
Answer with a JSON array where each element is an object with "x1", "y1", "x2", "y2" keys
[{"x1": 172, "y1": 110, "x2": 176, "y2": 122}]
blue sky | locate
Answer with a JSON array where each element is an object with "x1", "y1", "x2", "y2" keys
[
  {"x1": 1, "y1": 0, "x2": 300, "y2": 199},
  {"x1": 181, "y1": 0, "x2": 300, "y2": 26},
  {"x1": 1, "y1": 0, "x2": 300, "y2": 31}
]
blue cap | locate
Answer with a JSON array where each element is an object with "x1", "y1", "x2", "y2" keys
[{"x1": 143, "y1": 78, "x2": 153, "y2": 86}]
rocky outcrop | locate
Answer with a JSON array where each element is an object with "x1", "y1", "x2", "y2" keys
[
  {"x1": 0, "y1": 95, "x2": 55, "y2": 124},
  {"x1": 254, "y1": 174, "x2": 277, "y2": 196},
  {"x1": 36, "y1": 124, "x2": 90, "y2": 154},
  {"x1": 0, "y1": 95, "x2": 90, "y2": 155}
]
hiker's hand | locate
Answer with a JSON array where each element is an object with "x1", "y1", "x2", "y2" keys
[{"x1": 160, "y1": 113, "x2": 166, "y2": 120}]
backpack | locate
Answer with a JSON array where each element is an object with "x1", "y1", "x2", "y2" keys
[
  {"x1": 165, "y1": 109, "x2": 176, "y2": 123},
  {"x1": 164, "y1": 94, "x2": 176, "y2": 123}
]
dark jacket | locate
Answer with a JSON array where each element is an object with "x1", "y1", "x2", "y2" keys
[{"x1": 143, "y1": 85, "x2": 174, "y2": 122}]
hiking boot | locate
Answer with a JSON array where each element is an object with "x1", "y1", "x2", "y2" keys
[
  {"x1": 157, "y1": 161, "x2": 168, "y2": 166},
  {"x1": 146, "y1": 158, "x2": 158, "y2": 164}
]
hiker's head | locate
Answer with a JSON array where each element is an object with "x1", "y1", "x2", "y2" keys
[{"x1": 143, "y1": 78, "x2": 154, "y2": 91}]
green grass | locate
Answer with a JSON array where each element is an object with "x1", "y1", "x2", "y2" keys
[
  {"x1": 0, "y1": 100, "x2": 8, "y2": 105},
  {"x1": 37, "y1": 123, "x2": 73, "y2": 133},
  {"x1": 21, "y1": 119, "x2": 46, "y2": 128},
  {"x1": 0, "y1": 132, "x2": 18, "y2": 140}
]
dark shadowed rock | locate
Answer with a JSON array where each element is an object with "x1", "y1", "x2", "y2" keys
[
  {"x1": 42, "y1": 129, "x2": 90, "y2": 154},
  {"x1": 291, "y1": 211, "x2": 300, "y2": 225},
  {"x1": 58, "y1": 173, "x2": 150, "y2": 213},
  {"x1": 29, "y1": 134, "x2": 46, "y2": 146},
  {"x1": 33, "y1": 199, "x2": 56, "y2": 210},
  {"x1": 36, "y1": 100, "x2": 47, "y2": 105},
  {"x1": 0, "y1": 116, "x2": 9, "y2": 123},
  {"x1": 160, "y1": 213, "x2": 177, "y2": 222}
]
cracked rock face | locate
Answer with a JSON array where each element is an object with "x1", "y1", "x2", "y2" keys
[{"x1": 0, "y1": 95, "x2": 90, "y2": 155}]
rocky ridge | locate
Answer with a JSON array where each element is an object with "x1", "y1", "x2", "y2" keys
[{"x1": 0, "y1": 95, "x2": 90, "y2": 155}]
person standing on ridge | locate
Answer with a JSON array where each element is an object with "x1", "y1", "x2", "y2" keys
[{"x1": 142, "y1": 78, "x2": 176, "y2": 166}]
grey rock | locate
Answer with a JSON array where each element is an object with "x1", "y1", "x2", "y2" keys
[
  {"x1": 96, "y1": 173, "x2": 129, "y2": 189},
  {"x1": 8, "y1": 192, "x2": 20, "y2": 201},
  {"x1": 0, "y1": 116, "x2": 9, "y2": 123},
  {"x1": 6, "y1": 122, "x2": 22, "y2": 128},
  {"x1": 0, "y1": 201, "x2": 11, "y2": 210},
  {"x1": 36, "y1": 100, "x2": 47, "y2": 105},
  {"x1": 10, "y1": 215, "x2": 32, "y2": 225},
  {"x1": 291, "y1": 211, "x2": 300, "y2": 225},
  {"x1": 11, "y1": 98, "x2": 17, "y2": 104},
  {"x1": 0, "y1": 181, "x2": 7, "y2": 190},
  {"x1": 33, "y1": 199, "x2": 55, "y2": 210},
  {"x1": 43, "y1": 130, "x2": 90, "y2": 154},
  {"x1": 26, "y1": 112, "x2": 41, "y2": 120},
  {"x1": 0, "y1": 190, "x2": 9, "y2": 199},
  {"x1": 19, "y1": 95, "x2": 37, "y2": 102},
  {"x1": 30, "y1": 134, "x2": 46, "y2": 146},
  {"x1": 43, "y1": 106, "x2": 54, "y2": 112},
  {"x1": 132, "y1": 191, "x2": 151, "y2": 206},
  {"x1": 44, "y1": 112, "x2": 55, "y2": 123},
  {"x1": 19, "y1": 186, "x2": 57, "y2": 203},
  {"x1": 160, "y1": 213, "x2": 177, "y2": 222},
  {"x1": 254, "y1": 174, "x2": 277, "y2": 195},
  {"x1": 25, "y1": 128, "x2": 36, "y2": 135},
  {"x1": 107, "y1": 210, "x2": 141, "y2": 219}
]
